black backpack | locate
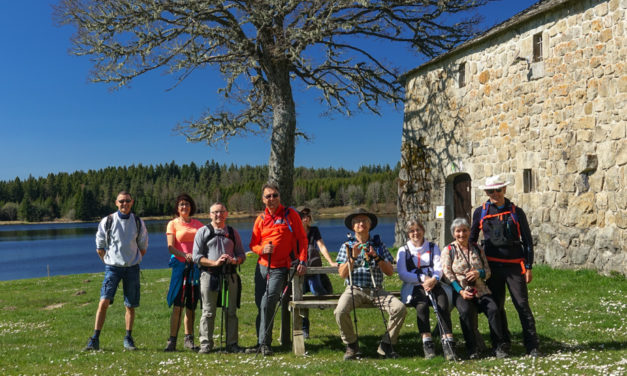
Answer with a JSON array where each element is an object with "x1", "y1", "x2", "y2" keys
[{"x1": 104, "y1": 213, "x2": 142, "y2": 249}]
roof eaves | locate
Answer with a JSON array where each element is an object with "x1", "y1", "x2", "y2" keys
[{"x1": 400, "y1": 0, "x2": 574, "y2": 84}]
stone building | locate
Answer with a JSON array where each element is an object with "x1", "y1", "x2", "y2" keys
[{"x1": 398, "y1": 0, "x2": 626, "y2": 275}]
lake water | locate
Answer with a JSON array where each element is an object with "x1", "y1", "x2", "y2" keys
[{"x1": 0, "y1": 216, "x2": 397, "y2": 281}]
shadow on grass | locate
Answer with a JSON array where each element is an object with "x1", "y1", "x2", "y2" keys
[{"x1": 278, "y1": 330, "x2": 627, "y2": 360}]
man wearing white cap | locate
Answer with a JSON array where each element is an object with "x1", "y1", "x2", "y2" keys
[{"x1": 469, "y1": 175, "x2": 539, "y2": 357}]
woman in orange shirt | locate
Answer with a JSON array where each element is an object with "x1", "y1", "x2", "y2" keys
[{"x1": 164, "y1": 194, "x2": 204, "y2": 352}]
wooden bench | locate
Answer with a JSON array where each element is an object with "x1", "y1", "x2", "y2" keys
[{"x1": 289, "y1": 266, "x2": 400, "y2": 356}]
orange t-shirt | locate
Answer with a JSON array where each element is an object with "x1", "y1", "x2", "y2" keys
[{"x1": 166, "y1": 217, "x2": 204, "y2": 262}]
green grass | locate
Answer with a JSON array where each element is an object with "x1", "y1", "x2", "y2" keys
[{"x1": 0, "y1": 259, "x2": 625, "y2": 375}]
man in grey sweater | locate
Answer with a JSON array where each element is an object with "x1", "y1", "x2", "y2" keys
[
  {"x1": 193, "y1": 202, "x2": 246, "y2": 353},
  {"x1": 84, "y1": 191, "x2": 148, "y2": 351}
]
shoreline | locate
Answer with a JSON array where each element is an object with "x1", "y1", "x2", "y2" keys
[{"x1": 0, "y1": 204, "x2": 397, "y2": 226}]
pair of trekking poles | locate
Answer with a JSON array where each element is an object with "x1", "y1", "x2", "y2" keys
[
  {"x1": 255, "y1": 246, "x2": 301, "y2": 357},
  {"x1": 177, "y1": 261, "x2": 231, "y2": 353},
  {"x1": 346, "y1": 238, "x2": 392, "y2": 353},
  {"x1": 346, "y1": 237, "x2": 455, "y2": 359}
]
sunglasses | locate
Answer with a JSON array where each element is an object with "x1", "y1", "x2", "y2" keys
[
  {"x1": 118, "y1": 199, "x2": 132, "y2": 204},
  {"x1": 264, "y1": 193, "x2": 279, "y2": 199},
  {"x1": 485, "y1": 188, "x2": 503, "y2": 194}
]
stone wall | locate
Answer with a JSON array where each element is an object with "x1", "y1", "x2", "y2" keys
[{"x1": 399, "y1": 0, "x2": 626, "y2": 275}]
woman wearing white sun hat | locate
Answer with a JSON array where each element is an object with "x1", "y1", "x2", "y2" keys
[{"x1": 469, "y1": 174, "x2": 540, "y2": 358}]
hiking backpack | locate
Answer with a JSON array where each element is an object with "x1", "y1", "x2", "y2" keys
[{"x1": 104, "y1": 213, "x2": 142, "y2": 249}]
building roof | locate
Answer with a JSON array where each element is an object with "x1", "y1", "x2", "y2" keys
[{"x1": 401, "y1": 0, "x2": 574, "y2": 83}]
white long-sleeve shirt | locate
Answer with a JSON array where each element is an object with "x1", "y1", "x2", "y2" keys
[{"x1": 396, "y1": 239, "x2": 442, "y2": 284}]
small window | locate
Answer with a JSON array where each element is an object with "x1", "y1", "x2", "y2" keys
[
  {"x1": 533, "y1": 33, "x2": 543, "y2": 62},
  {"x1": 458, "y1": 62, "x2": 466, "y2": 88},
  {"x1": 523, "y1": 169, "x2": 534, "y2": 193}
]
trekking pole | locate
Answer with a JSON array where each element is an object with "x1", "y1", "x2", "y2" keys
[
  {"x1": 224, "y1": 265, "x2": 231, "y2": 353},
  {"x1": 427, "y1": 291, "x2": 456, "y2": 360},
  {"x1": 254, "y1": 243, "x2": 272, "y2": 355},
  {"x1": 367, "y1": 252, "x2": 392, "y2": 344},
  {"x1": 219, "y1": 263, "x2": 226, "y2": 353},
  {"x1": 255, "y1": 263, "x2": 298, "y2": 358},
  {"x1": 346, "y1": 235, "x2": 359, "y2": 341}
]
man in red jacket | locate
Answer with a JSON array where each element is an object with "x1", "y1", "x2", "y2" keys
[{"x1": 249, "y1": 182, "x2": 308, "y2": 356}]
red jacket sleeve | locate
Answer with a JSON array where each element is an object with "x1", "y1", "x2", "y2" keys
[{"x1": 249, "y1": 215, "x2": 264, "y2": 255}]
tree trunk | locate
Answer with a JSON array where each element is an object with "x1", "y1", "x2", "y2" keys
[{"x1": 267, "y1": 63, "x2": 296, "y2": 206}]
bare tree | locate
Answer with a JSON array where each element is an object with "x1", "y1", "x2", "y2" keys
[{"x1": 55, "y1": 0, "x2": 491, "y2": 205}]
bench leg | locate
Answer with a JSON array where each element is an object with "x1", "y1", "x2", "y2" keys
[{"x1": 292, "y1": 307, "x2": 306, "y2": 355}]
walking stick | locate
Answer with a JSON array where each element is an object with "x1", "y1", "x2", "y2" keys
[
  {"x1": 346, "y1": 235, "x2": 359, "y2": 341},
  {"x1": 219, "y1": 264, "x2": 227, "y2": 352},
  {"x1": 255, "y1": 263, "x2": 298, "y2": 358},
  {"x1": 366, "y1": 247, "x2": 392, "y2": 344},
  {"x1": 427, "y1": 291, "x2": 457, "y2": 360}
]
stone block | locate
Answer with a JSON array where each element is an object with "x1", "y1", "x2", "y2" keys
[
  {"x1": 595, "y1": 191, "x2": 609, "y2": 210},
  {"x1": 542, "y1": 208, "x2": 551, "y2": 222},
  {"x1": 544, "y1": 239, "x2": 567, "y2": 265},
  {"x1": 588, "y1": 173, "x2": 604, "y2": 191},
  {"x1": 598, "y1": 142, "x2": 617, "y2": 169},
  {"x1": 577, "y1": 130, "x2": 593, "y2": 142},
  {"x1": 617, "y1": 210, "x2": 627, "y2": 229},
  {"x1": 619, "y1": 75, "x2": 627, "y2": 93},
  {"x1": 575, "y1": 116, "x2": 596, "y2": 130},
  {"x1": 610, "y1": 122, "x2": 627, "y2": 140},
  {"x1": 600, "y1": 28, "x2": 613, "y2": 43},
  {"x1": 570, "y1": 243, "x2": 589, "y2": 265},
  {"x1": 617, "y1": 140, "x2": 627, "y2": 166},
  {"x1": 605, "y1": 168, "x2": 620, "y2": 190},
  {"x1": 540, "y1": 192, "x2": 556, "y2": 206},
  {"x1": 594, "y1": 225, "x2": 621, "y2": 253},
  {"x1": 587, "y1": 79, "x2": 599, "y2": 100},
  {"x1": 479, "y1": 70, "x2": 490, "y2": 84},
  {"x1": 590, "y1": 19, "x2": 603, "y2": 32},
  {"x1": 556, "y1": 192, "x2": 570, "y2": 208},
  {"x1": 565, "y1": 191, "x2": 595, "y2": 226}
]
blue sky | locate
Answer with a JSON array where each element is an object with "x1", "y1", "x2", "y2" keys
[{"x1": 0, "y1": 0, "x2": 538, "y2": 181}]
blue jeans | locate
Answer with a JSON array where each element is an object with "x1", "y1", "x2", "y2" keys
[
  {"x1": 306, "y1": 275, "x2": 330, "y2": 296},
  {"x1": 100, "y1": 264, "x2": 140, "y2": 307},
  {"x1": 258, "y1": 264, "x2": 288, "y2": 346}
]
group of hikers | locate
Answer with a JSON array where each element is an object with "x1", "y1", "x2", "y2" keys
[{"x1": 83, "y1": 174, "x2": 540, "y2": 360}]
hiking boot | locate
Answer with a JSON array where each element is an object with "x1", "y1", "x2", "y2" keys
[
  {"x1": 164, "y1": 338, "x2": 176, "y2": 352},
  {"x1": 528, "y1": 348, "x2": 541, "y2": 358},
  {"x1": 302, "y1": 317, "x2": 310, "y2": 339},
  {"x1": 259, "y1": 344, "x2": 273, "y2": 356},
  {"x1": 343, "y1": 342, "x2": 361, "y2": 361},
  {"x1": 123, "y1": 335, "x2": 137, "y2": 351},
  {"x1": 84, "y1": 336, "x2": 99, "y2": 351},
  {"x1": 198, "y1": 344, "x2": 212, "y2": 354},
  {"x1": 225, "y1": 343, "x2": 245, "y2": 353},
  {"x1": 183, "y1": 334, "x2": 199, "y2": 351},
  {"x1": 422, "y1": 340, "x2": 436, "y2": 359},
  {"x1": 494, "y1": 343, "x2": 508, "y2": 359},
  {"x1": 244, "y1": 344, "x2": 260, "y2": 354},
  {"x1": 442, "y1": 339, "x2": 458, "y2": 361},
  {"x1": 377, "y1": 341, "x2": 399, "y2": 359}
]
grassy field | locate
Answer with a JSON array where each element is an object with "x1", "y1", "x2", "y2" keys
[{"x1": 0, "y1": 256, "x2": 625, "y2": 376}]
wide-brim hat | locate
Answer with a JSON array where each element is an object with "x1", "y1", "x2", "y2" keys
[
  {"x1": 344, "y1": 208, "x2": 378, "y2": 231},
  {"x1": 479, "y1": 174, "x2": 511, "y2": 190}
]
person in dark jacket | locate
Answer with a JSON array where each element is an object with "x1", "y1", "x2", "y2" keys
[{"x1": 469, "y1": 175, "x2": 540, "y2": 357}]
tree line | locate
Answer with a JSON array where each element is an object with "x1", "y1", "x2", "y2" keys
[{"x1": 0, "y1": 161, "x2": 398, "y2": 222}]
